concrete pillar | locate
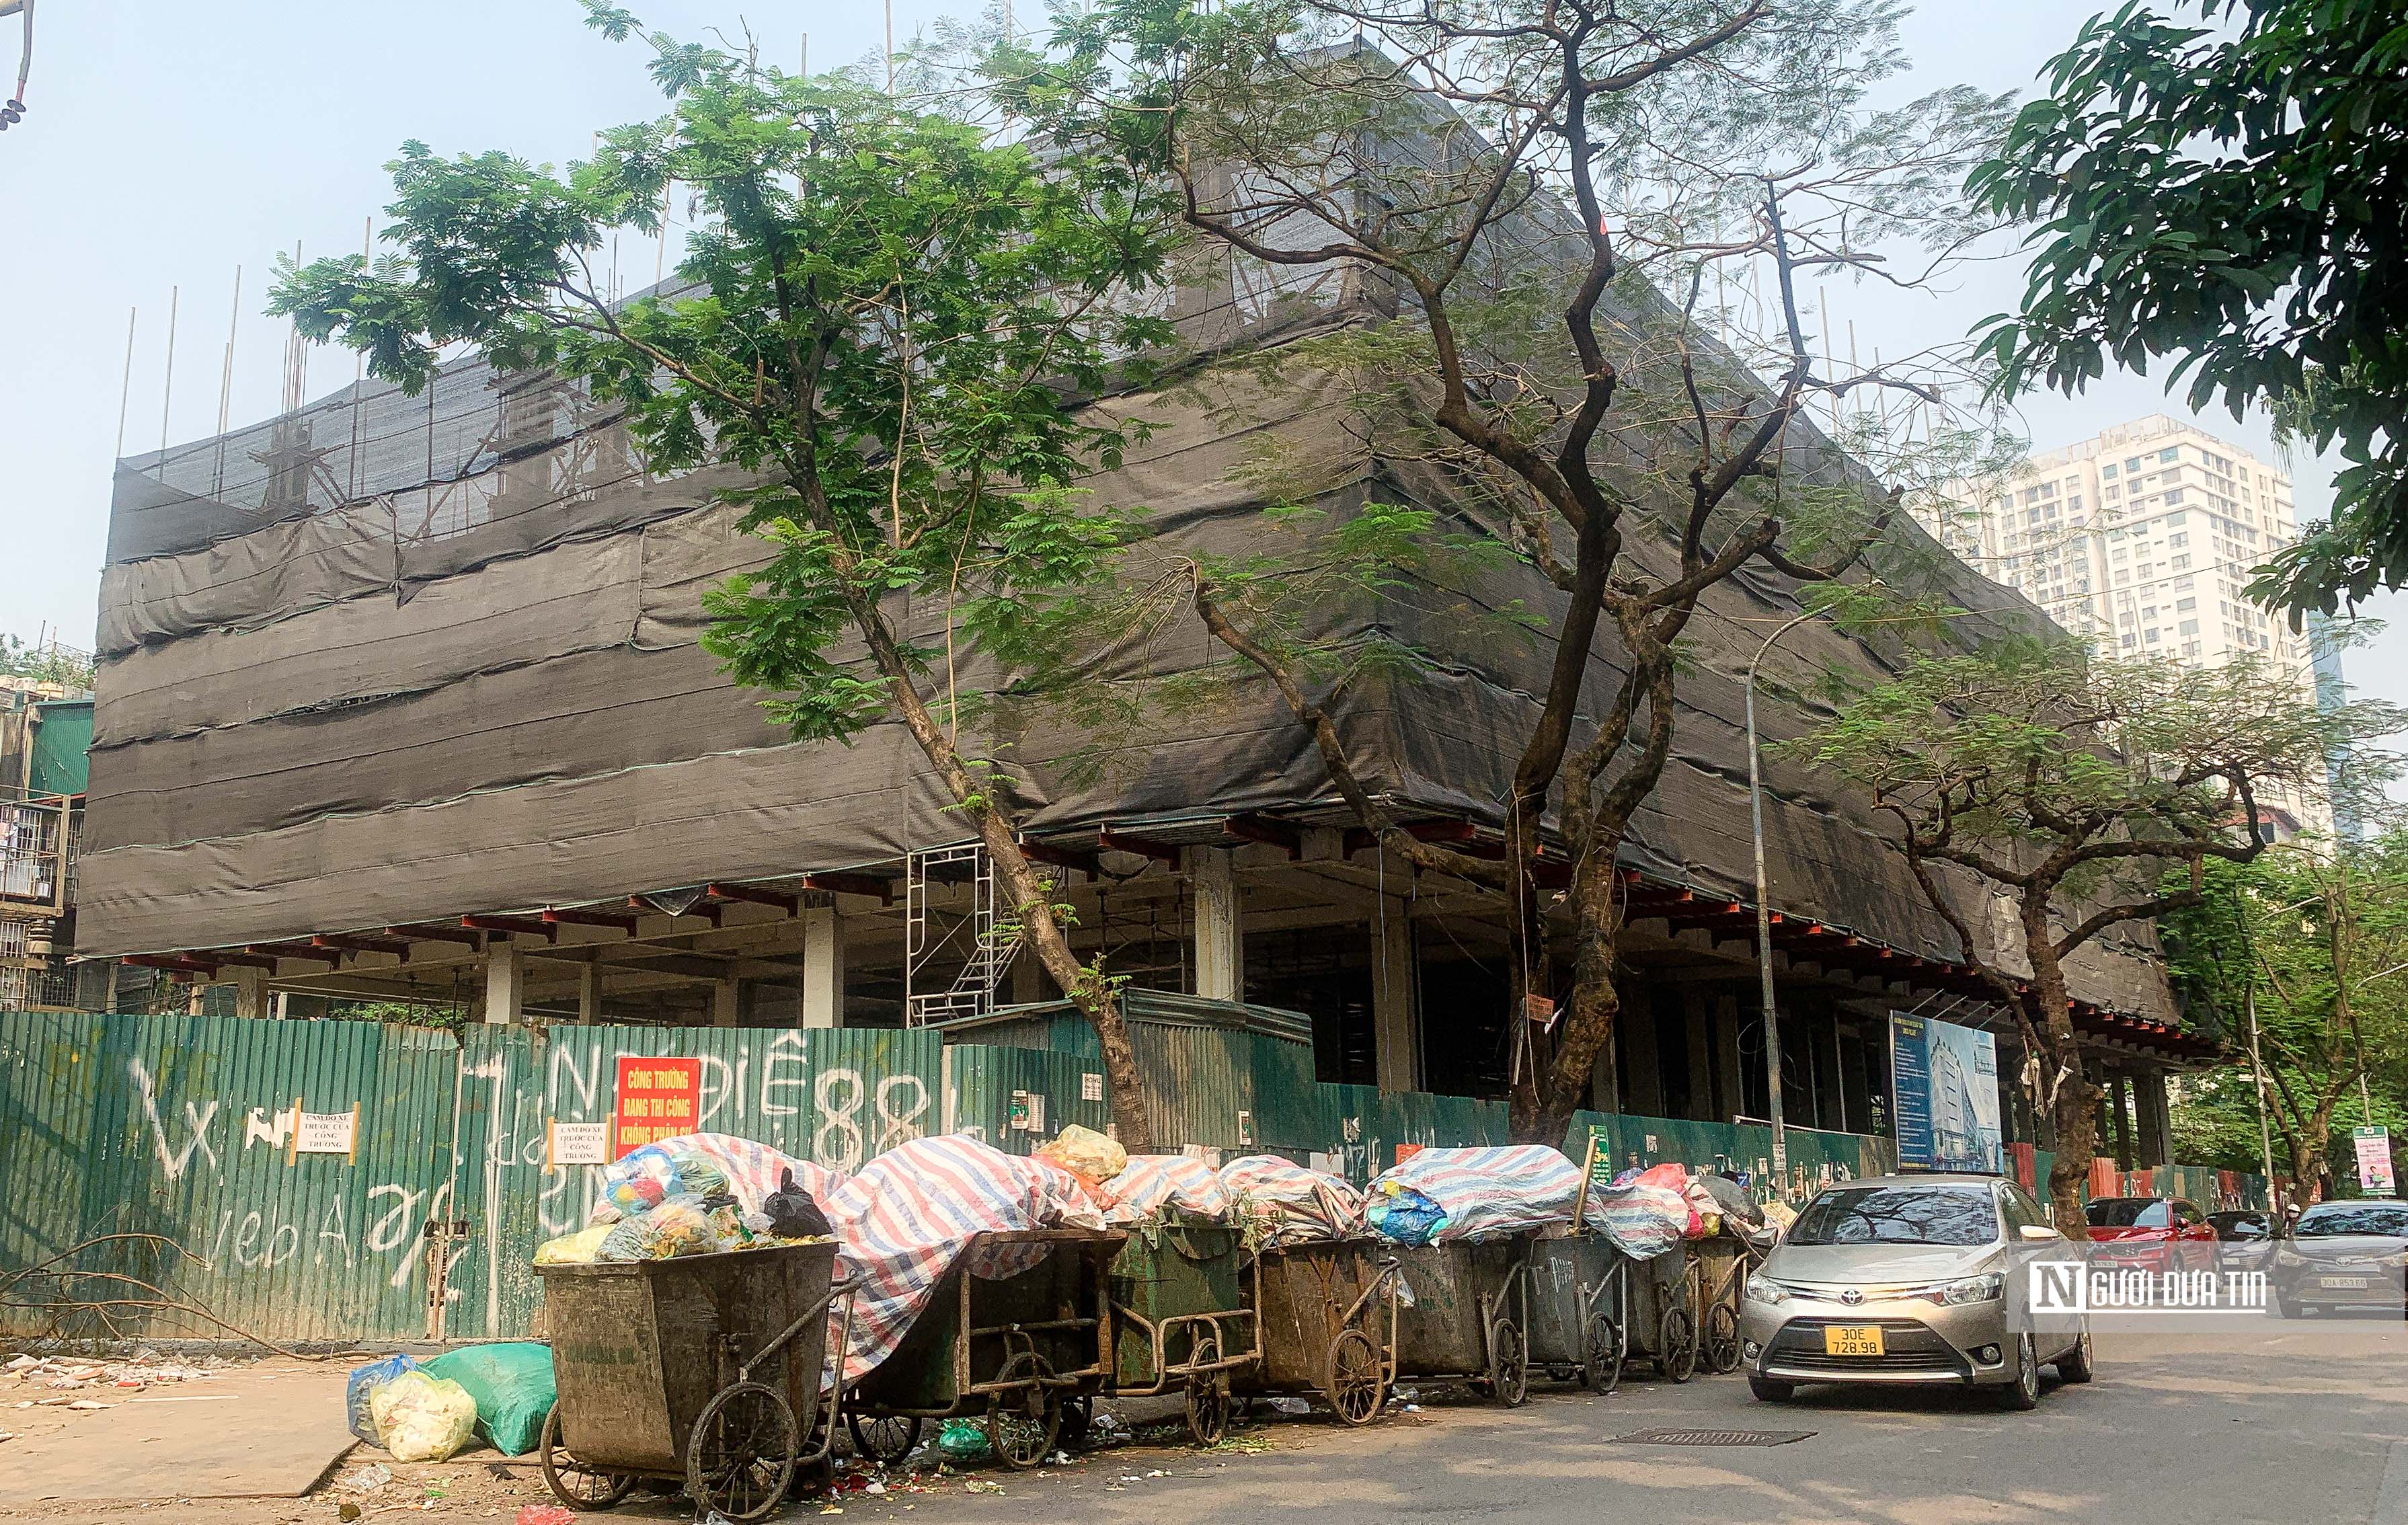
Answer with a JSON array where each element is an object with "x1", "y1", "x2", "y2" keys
[
  {"x1": 2135, "y1": 1069, "x2": 2169, "y2": 1167},
  {"x1": 1714, "y1": 996, "x2": 1744, "y2": 1124},
  {"x1": 1682, "y1": 991, "x2": 1715, "y2": 1122},
  {"x1": 1839, "y1": 1028, "x2": 1870, "y2": 1137},
  {"x1": 802, "y1": 904, "x2": 845, "y2": 1029},
  {"x1": 481, "y1": 941, "x2": 527, "y2": 1026},
  {"x1": 1371, "y1": 879, "x2": 1420, "y2": 1094},
  {"x1": 2111, "y1": 1072, "x2": 2136, "y2": 1169},
  {"x1": 712, "y1": 977, "x2": 740, "y2": 1029},
  {"x1": 1188, "y1": 848, "x2": 1243, "y2": 1003},
  {"x1": 1823, "y1": 1018, "x2": 1849, "y2": 1134},
  {"x1": 1589, "y1": 1012, "x2": 1620, "y2": 1113},
  {"x1": 1624, "y1": 992, "x2": 1664, "y2": 1118},
  {"x1": 578, "y1": 962, "x2": 602, "y2": 1025},
  {"x1": 1009, "y1": 943, "x2": 1044, "y2": 1007},
  {"x1": 231, "y1": 967, "x2": 270, "y2": 1021}
]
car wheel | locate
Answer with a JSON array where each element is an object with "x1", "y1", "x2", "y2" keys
[
  {"x1": 2055, "y1": 1327, "x2": 2094, "y2": 1384},
  {"x1": 1748, "y1": 1374, "x2": 1794, "y2": 1403},
  {"x1": 1995, "y1": 1333, "x2": 2040, "y2": 1411}
]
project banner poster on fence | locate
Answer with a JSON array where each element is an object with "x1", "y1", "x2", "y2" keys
[
  {"x1": 1890, "y1": 1011, "x2": 2004, "y2": 1175},
  {"x1": 2357, "y1": 1126, "x2": 2395, "y2": 1194},
  {"x1": 613, "y1": 1056, "x2": 704, "y2": 1158}
]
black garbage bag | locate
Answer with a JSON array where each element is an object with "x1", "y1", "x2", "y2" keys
[{"x1": 764, "y1": 1167, "x2": 834, "y2": 1240}]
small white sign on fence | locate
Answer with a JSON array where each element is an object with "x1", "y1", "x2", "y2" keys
[
  {"x1": 288, "y1": 1104, "x2": 358, "y2": 1161},
  {"x1": 547, "y1": 1120, "x2": 611, "y2": 1169},
  {"x1": 1081, "y1": 1072, "x2": 1104, "y2": 1103}
]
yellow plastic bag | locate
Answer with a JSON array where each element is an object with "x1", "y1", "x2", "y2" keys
[
  {"x1": 534, "y1": 1224, "x2": 614, "y2": 1266},
  {"x1": 370, "y1": 1369, "x2": 479, "y2": 1462},
  {"x1": 1038, "y1": 1124, "x2": 1128, "y2": 1185}
]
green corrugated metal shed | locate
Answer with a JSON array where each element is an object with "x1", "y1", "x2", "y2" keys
[{"x1": 28, "y1": 699, "x2": 91, "y2": 797}]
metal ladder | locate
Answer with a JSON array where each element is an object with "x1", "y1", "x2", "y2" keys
[{"x1": 905, "y1": 843, "x2": 1021, "y2": 1025}]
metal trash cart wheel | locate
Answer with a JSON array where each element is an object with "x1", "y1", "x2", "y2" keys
[
  {"x1": 1656, "y1": 1304, "x2": 1699, "y2": 1383},
  {"x1": 1704, "y1": 1302, "x2": 1742, "y2": 1374},
  {"x1": 1323, "y1": 1327, "x2": 1386, "y2": 1425},
  {"x1": 537, "y1": 1403, "x2": 637, "y2": 1511},
  {"x1": 984, "y1": 1351, "x2": 1062, "y2": 1469},
  {"x1": 685, "y1": 1380, "x2": 800, "y2": 1523},
  {"x1": 845, "y1": 1406, "x2": 923, "y2": 1467},
  {"x1": 1582, "y1": 1311, "x2": 1625, "y2": 1396},
  {"x1": 1486, "y1": 1317, "x2": 1529, "y2": 1408},
  {"x1": 1183, "y1": 1327, "x2": 1232, "y2": 1444}
]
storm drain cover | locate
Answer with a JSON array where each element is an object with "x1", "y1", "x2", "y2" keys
[{"x1": 1613, "y1": 1428, "x2": 1816, "y2": 1448}]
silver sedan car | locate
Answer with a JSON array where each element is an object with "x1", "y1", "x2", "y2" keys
[{"x1": 1740, "y1": 1173, "x2": 2092, "y2": 1409}]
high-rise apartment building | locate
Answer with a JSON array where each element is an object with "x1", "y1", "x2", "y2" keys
[{"x1": 1925, "y1": 413, "x2": 2329, "y2": 833}]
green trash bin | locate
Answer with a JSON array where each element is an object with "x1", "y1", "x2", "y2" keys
[{"x1": 1105, "y1": 1214, "x2": 1257, "y2": 1443}]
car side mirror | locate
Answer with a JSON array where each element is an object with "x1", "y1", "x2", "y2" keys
[{"x1": 2018, "y1": 1224, "x2": 2060, "y2": 1242}]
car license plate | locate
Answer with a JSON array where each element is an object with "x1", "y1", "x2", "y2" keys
[
  {"x1": 1823, "y1": 1325, "x2": 1885, "y2": 1357},
  {"x1": 2321, "y1": 1276, "x2": 2370, "y2": 1290}
]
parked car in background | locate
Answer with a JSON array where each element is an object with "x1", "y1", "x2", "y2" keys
[
  {"x1": 1740, "y1": 1175, "x2": 2091, "y2": 1411},
  {"x1": 2208, "y1": 1210, "x2": 2271, "y2": 1242},
  {"x1": 2274, "y1": 1200, "x2": 2408, "y2": 1317},
  {"x1": 2082, "y1": 1197, "x2": 2216, "y2": 1275}
]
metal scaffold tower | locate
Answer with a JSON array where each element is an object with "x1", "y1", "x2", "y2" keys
[{"x1": 904, "y1": 843, "x2": 1022, "y2": 1026}]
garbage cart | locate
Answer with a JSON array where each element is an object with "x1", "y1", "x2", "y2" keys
[
  {"x1": 1525, "y1": 1233, "x2": 1631, "y2": 1394},
  {"x1": 535, "y1": 1241, "x2": 859, "y2": 1522},
  {"x1": 1237, "y1": 1238, "x2": 1399, "y2": 1425},
  {"x1": 1616, "y1": 1235, "x2": 1752, "y2": 1381},
  {"x1": 841, "y1": 1228, "x2": 1124, "y2": 1471},
  {"x1": 1386, "y1": 1238, "x2": 1536, "y2": 1406},
  {"x1": 1105, "y1": 1215, "x2": 1261, "y2": 1445}
]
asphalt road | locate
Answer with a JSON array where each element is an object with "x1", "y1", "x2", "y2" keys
[
  {"x1": 853, "y1": 1322, "x2": 2408, "y2": 1525},
  {"x1": 9, "y1": 1325, "x2": 2404, "y2": 1524}
]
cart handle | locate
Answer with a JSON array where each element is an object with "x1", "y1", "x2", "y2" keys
[
  {"x1": 1337, "y1": 1256, "x2": 1403, "y2": 1330},
  {"x1": 737, "y1": 1273, "x2": 865, "y2": 1384}
]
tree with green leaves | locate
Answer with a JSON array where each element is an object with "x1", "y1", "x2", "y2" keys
[
  {"x1": 2164, "y1": 835, "x2": 2408, "y2": 1208},
  {"x1": 270, "y1": 4, "x2": 1179, "y2": 1146},
  {"x1": 998, "y1": 0, "x2": 2016, "y2": 1140},
  {"x1": 1, "y1": 633, "x2": 93, "y2": 692},
  {"x1": 1969, "y1": 0, "x2": 2408, "y2": 619},
  {"x1": 1797, "y1": 637, "x2": 2399, "y2": 1224}
]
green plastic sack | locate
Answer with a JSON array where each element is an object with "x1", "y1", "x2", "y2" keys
[
  {"x1": 422, "y1": 1343, "x2": 557, "y2": 1458},
  {"x1": 937, "y1": 1418, "x2": 991, "y2": 1462}
]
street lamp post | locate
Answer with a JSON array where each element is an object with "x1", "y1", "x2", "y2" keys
[{"x1": 1746, "y1": 608, "x2": 1818, "y2": 1189}]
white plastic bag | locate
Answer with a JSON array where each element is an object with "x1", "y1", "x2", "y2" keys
[{"x1": 369, "y1": 1370, "x2": 479, "y2": 1462}]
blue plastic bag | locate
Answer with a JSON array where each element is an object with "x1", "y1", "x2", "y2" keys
[
  {"x1": 1366, "y1": 1184, "x2": 1450, "y2": 1246},
  {"x1": 346, "y1": 1352, "x2": 420, "y2": 1445}
]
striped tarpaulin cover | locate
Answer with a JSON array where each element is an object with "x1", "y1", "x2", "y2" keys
[
  {"x1": 1367, "y1": 1144, "x2": 1582, "y2": 1241},
  {"x1": 1217, "y1": 1155, "x2": 1366, "y2": 1243},
  {"x1": 822, "y1": 1134, "x2": 1104, "y2": 1381},
  {"x1": 1104, "y1": 1155, "x2": 1234, "y2": 1221}
]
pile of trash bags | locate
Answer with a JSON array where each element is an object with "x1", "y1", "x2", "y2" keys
[
  {"x1": 346, "y1": 1343, "x2": 557, "y2": 1462},
  {"x1": 1586, "y1": 1161, "x2": 1771, "y2": 1257},
  {"x1": 534, "y1": 1132, "x2": 843, "y2": 1266}
]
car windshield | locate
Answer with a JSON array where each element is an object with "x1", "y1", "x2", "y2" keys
[
  {"x1": 2297, "y1": 1205, "x2": 2408, "y2": 1239},
  {"x1": 2085, "y1": 1199, "x2": 2170, "y2": 1228},
  {"x1": 1787, "y1": 1185, "x2": 1998, "y2": 1247}
]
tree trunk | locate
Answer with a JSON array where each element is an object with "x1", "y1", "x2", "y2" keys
[
  {"x1": 970, "y1": 806, "x2": 1157, "y2": 1150},
  {"x1": 830, "y1": 575, "x2": 1159, "y2": 1151},
  {"x1": 2027, "y1": 946, "x2": 2096, "y2": 1230},
  {"x1": 1514, "y1": 851, "x2": 1621, "y2": 1144}
]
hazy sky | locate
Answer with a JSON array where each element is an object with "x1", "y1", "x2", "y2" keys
[{"x1": 4, "y1": 1, "x2": 2401, "y2": 711}]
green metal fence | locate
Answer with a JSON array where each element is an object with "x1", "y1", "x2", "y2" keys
[{"x1": 0, "y1": 1009, "x2": 2267, "y2": 1345}]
